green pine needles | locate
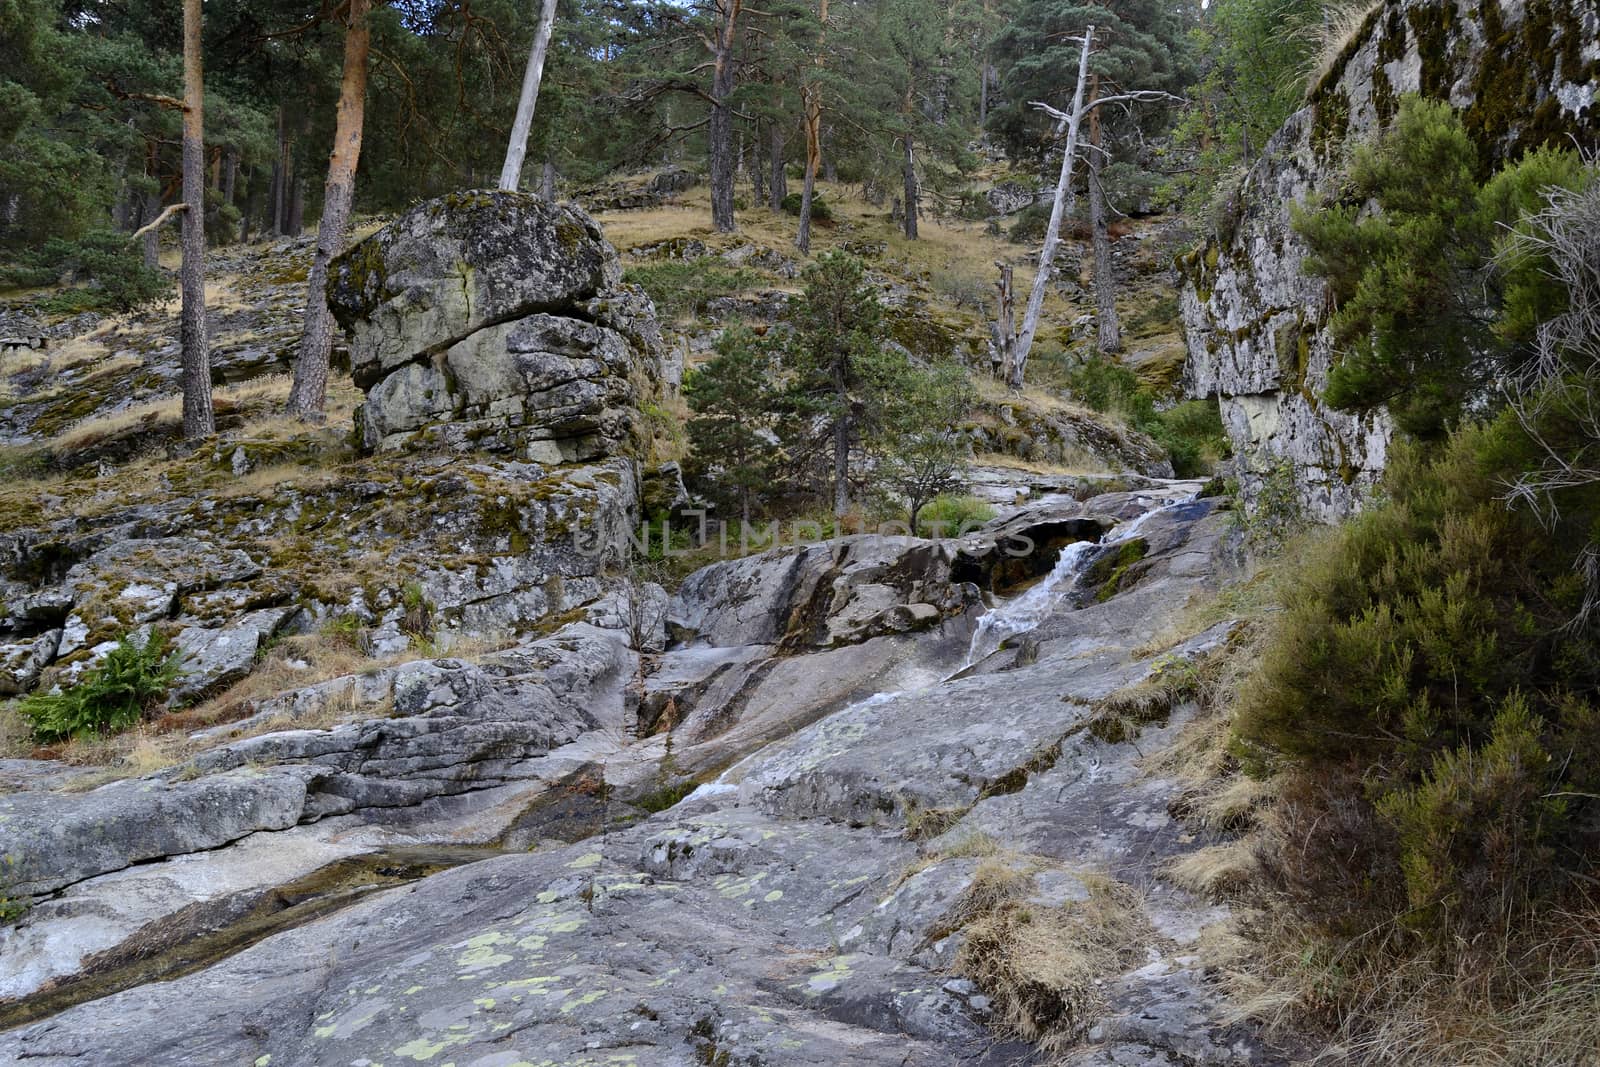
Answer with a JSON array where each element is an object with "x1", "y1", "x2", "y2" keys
[{"x1": 1293, "y1": 96, "x2": 1589, "y2": 438}]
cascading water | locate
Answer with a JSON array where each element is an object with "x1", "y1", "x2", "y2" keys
[
  {"x1": 961, "y1": 496, "x2": 1196, "y2": 668},
  {"x1": 691, "y1": 492, "x2": 1200, "y2": 799},
  {"x1": 963, "y1": 539, "x2": 1099, "y2": 665}
]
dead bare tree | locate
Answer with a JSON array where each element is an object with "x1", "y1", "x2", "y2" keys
[
  {"x1": 1501, "y1": 157, "x2": 1600, "y2": 627},
  {"x1": 498, "y1": 0, "x2": 560, "y2": 193},
  {"x1": 994, "y1": 25, "x2": 1176, "y2": 390}
]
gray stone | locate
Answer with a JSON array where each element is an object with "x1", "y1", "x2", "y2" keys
[
  {"x1": 0, "y1": 629, "x2": 59, "y2": 694},
  {"x1": 329, "y1": 191, "x2": 621, "y2": 384},
  {"x1": 0, "y1": 769, "x2": 308, "y2": 897},
  {"x1": 669, "y1": 536, "x2": 982, "y2": 650},
  {"x1": 171, "y1": 607, "x2": 295, "y2": 702},
  {"x1": 1181, "y1": 0, "x2": 1599, "y2": 520},
  {"x1": 331, "y1": 191, "x2": 663, "y2": 462}
]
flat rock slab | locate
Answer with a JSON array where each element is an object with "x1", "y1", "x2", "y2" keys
[{"x1": 0, "y1": 488, "x2": 1290, "y2": 1065}]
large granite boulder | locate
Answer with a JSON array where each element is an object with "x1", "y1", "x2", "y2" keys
[
  {"x1": 1180, "y1": 0, "x2": 1600, "y2": 520},
  {"x1": 329, "y1": 190, "x2": 664, "y2": 462}
]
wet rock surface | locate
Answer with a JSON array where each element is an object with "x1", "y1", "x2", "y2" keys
[{"x1": 0, "y1": 487, "x2": 1292, "y2": 1066}]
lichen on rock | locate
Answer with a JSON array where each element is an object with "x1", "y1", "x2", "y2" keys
[
  {"x1": 329, "y1": 189, "x2": 663, "y2": 462},
  {"x1": 1180, "y1": 0, "x2": 1599, "y2": 520}
]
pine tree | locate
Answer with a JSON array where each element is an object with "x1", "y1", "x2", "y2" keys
[
  {"x1": 780, "y1": 252, "x2": 899, "y2": 516},
  {"x1": 685, "y1": 326, "x2": 780, "y2": 525},
  {"x1": 871, "y1": 362, "x2": 974, "y2": 531}
]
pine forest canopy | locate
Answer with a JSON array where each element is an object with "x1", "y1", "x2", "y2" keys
[
  {"x1": 1, "y1": 0, "x2": 1241, "y2": 251},
  {"x1": 1, "y1": 0, "x2": 1483, "y2": 421}
]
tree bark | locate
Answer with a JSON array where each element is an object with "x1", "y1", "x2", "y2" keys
[
  {"x1": 991, "y1": 262, "x2": 1014, "y2": 380},
  {"x1": 1010, "y1": 27, "x2": 1094, "y2": 390},
  {"x1": 541, "y1": 158, "x2": 557, "y2": 200},
  {"x1": 795, "y1": 0, "x2": 827, "y2": 253},
  {"x1": 287, "y1": 0, "x2": 372, "y2": 421},
  {"x1": 141, "y1": 139, "x2": 161, "y2": 268},
  {"x1": 1088, "y1": 76, "x2": 1121, "y2": 354},
  {"x1": 141, "y1": 189, "x2": 161, "y2": 269},
  {"x1": 179, "y1": 0, "x2": 214, "y2": 439},
  {"x1": 287, "y1": 175, "x2": 305, "y2": 235},
  {"x1": 271, "y1": 108, "x2": 287, "y2": 235},
  {"x1": 498, "y1": 0, "x2": 559, "y2": 192},
  {"x1": 221, "y1": 148, "x2": 238, "y2": 209},
  {"x1": 901, "y1": 132, "x2": 918, "y2": 240},
  {"x1": 832, "y1": 405, "x2": 849, "y2": 518},
  {"x1": 768, "y1": 124, "x2": 787, "y2": 210},
  {"x1": 708, "y1": 0, "x2": 743, "y2": 233}
]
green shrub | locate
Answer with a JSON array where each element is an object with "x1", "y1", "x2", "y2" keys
[
  {"x1": 1147, "y1": 399, "x2": 1229, "y2": 479},
  {"x1": 19, "y1": 632, "x2": 184, "y2": 743},
  {"x1": 1062, "y1": 361, "x2": 1230, "y2": 477},
  {"x1": 0, "y1": 891, "x2": 27, "y2": 927},
  {"x1": 779, "y1": 191, "x2": 831, "y2": 220},
  {"x1": 1292, "y1": 97, "x2": 1586, "y2": 438},
  {"x1": 1007, "y1": 202, "x2": 1050, "y2": 244},
  {"x1": 3, "y1": 230, "x2": 169, "y2": 312},
  {"x1": 623, "y1": 261, "x2": 761, "y2": 318},
  {"x1": 916, "y1": 494, "x2": 996, "y2": 537},
  {"x1": 1234, "y1": 414, "x2": 1600, "y2": 941}
]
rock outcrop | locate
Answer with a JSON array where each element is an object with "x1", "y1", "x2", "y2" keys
[
  {"x1": 330, "y1": 190, "x2": 664, "y2": 462},
  {"x1": 1, "y1": 486, "x2": 1290, "y2": 1067},
  {"x1": 1180, "y1": 0, "x2": 1599, "y2": 519},
  {"x1": 0, "y1": 196, "x2": 670, "y2": 695}
]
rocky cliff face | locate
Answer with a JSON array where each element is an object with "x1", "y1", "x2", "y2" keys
[
  {"x1": 1181, "y1": 0, "x2": 1599, "y2": 519},
  {"x1": 331, "y1": 190, "x2": 665, "y2": 463}
]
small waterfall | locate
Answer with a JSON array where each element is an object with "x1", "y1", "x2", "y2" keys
[
  {"x1": 961, "y1": 496, "x2": 1195, "y2": 667},
  {"x1": 963, "y1": 540, "x2": 1099, "y2": 665}
]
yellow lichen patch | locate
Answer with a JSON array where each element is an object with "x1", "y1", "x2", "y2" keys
[
  {"x1": 799, "y1": 955, "x2": 856, "y2": 996},
  {"x1": 393, "y1": 1034, "x2": 464, "y2": 1061},
  {"x1": 455, "y1": 931, "x2": 515, "y2": 971},
  {"x1": 558, "y1": 988, "x2": 610, "y2": 1014}
]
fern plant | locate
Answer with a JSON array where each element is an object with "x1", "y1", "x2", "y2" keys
[{"x1": 20, "y1": 633, "x2": 184, "y2": 743}]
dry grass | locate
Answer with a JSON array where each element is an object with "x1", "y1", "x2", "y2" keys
[
  {"x1": 1303, "y1": 0, "x2": 1386, "y2": 96},
  {"x1": 954, "y1": 863, "x2": 1150, "y2": 1052},
  {"x1": 1317, "y1": 921, "x2": 1600, "y2": 1067},
  {"x1": 596, "y1": 176, "x2": 1087, "y2": 335},
  {"x1": 0, "y1": 701, "x2": 33, "y2": 759},
  {"x1": 971, "y1": 452, "x2": 1105, "y2": 476},
  {"x1": 1164, "y1": 841, "x2": 1261, "y2": 900}
]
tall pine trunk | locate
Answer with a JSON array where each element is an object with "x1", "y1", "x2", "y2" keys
[
  {"x1": 900, "y1": 117, "x2": 918, "y2": 240},
  {"x1": 141, "y1": 190, "x2": 161, "y2": 269},
  {"x1": 1088, "y1": 77, "x2": 1121, "y2": 354},
  {"x1": 221, "y1": 149, "x2": 237, "y2": 210},
  {"x1": 286, "y1": 0, "x2": 372, "y2": 421},
  {"x1": 271, "y1": 109, "x2": 288, "y2": 235},
  {"x1": 708, "y1": 0, "x2": 742, "y2": 233},
  {"x1": 795, "y1": 0, "x2": 827, "y2": 253},
  {"x1": 498, "y1": 0, "x2": 558, "y2": 192},
  {"x1": 179, "y1": 0, "x2": 214, "y2": 439},
  {"x1": 769, "y1": 125, "x2": 786, "y2": 211},
  {"x1": 287, "y1": 176, "x2": 305, "y2": 235}
]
